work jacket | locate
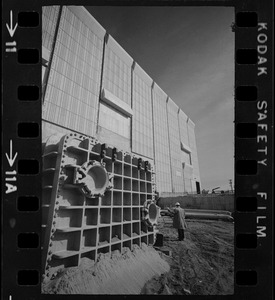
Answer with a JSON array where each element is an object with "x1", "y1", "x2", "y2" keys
[{"x1": 171, "y1": 207, "x2": 187, "y2": 229}]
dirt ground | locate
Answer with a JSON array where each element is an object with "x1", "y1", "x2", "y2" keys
[
  {"x1": 141, "y1": 216, "x2": 234, "y2": 295},
  {"x1": 42, "y1": 243, "x2": 169, "y2": 294},
  {"x1": 42, "y1": 216, "x2": 233, "y2": 295}
]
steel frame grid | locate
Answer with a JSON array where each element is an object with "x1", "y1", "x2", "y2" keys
[{"x1": 42, "y1": 132, "x2": 157, "y2": 280}]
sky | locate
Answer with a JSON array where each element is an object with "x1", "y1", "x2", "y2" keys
[{"x1": 86, "y1": 6, "x2": 235, "y2": 191}]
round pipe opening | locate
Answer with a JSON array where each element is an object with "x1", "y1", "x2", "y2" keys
[{"x1": 85, "y1": 165, "x2": 109, "y2": 193}]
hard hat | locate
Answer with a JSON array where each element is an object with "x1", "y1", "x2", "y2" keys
[{"x1": 175, "y1": 202, "x2": 180, "y2": 206}]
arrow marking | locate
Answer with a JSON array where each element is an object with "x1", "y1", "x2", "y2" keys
[
  {"x1": 5, "y1": 140, "x2": 18, "y2": 167},
  {"x1": 6, "y1": 10, "x2": 18, "y2": 38}
]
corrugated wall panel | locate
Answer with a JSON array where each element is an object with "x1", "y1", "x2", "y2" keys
[
  {"x1": 42, "y1": 6, "x2": 59, "y2": 53},
  {"x1": 178, "y1": 109, "x2": 193, "y2": 193},
  {"x1": 43, "y1": 7, "x2": 105, "y2": 137},
  {"x1": 187, "y1": 119, "x2": 201, "y2": 190},
  {"x1": 178, "y1": 109, "x2": 189, "y2": 151},
  {"x1": 102, "y1": 35, "x2": 133, "y2": 106},
  {"x1": 167, "y1": 98, "x2": 184, "y2": 193},
  {"x1": 152, "y1": 84, "x2": 172, "y2": 194},
  {"x1": 132, "y1": 63, "x2": 154, "y2": 159},
  {"x1": 42, "y1": 6, "x2": 201, "y2": 196}
]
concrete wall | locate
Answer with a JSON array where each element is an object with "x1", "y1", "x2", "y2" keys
[{"x1": 158, "y1": 195, "x2": 234, "y2": 212}]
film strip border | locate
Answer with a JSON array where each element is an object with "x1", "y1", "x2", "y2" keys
[
  {"x1": 235, "y1": 4, "x2": 273, "y2": 298},
  {"x1": 2, "y1": 1, "x2": 273, "y2": 299},
  {"x1": 2, "y1": 2, "x2": 42, "y2": 299}
]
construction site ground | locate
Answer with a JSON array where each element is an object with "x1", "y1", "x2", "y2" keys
[
  {"x1": 141, "y1": 216, "x2": 234, "y2": 295},
  {"x1": 42, "y1": 215, "x2": 234, "y2": 295}
]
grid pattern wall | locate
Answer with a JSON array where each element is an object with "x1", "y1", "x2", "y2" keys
[
  {"x1": 132, "y1": 72, "x2": 154, "y2": 158},
  {"x1": 167, "y1": 100, "x2": 184, "y2": 193},
  {"x1": 42, "y1": 6, "x2": 59, "y2": 52},
  {"x1": 43, "y1": 7, "x2": 104, "y2": 137},
  {"x1": 152, "y1": 87, "x2": 172, "y2": 193},
  {"x1": 42, "y1": 134, "x2": 156, "y2": 279},
  {"x1": 188, "y1": 123, "x2": 200, "y2": 183},
  {"x1": 102, "y1": 45, "x2": 132, "y2": 106}
]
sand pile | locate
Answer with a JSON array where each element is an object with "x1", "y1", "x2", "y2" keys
[{"x1": 42, "y1": 243, "x2": 170, "y2": 294}]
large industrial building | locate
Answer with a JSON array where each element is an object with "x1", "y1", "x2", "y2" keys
[
  {"x1": 42, "y1": 5, "x2": 201, "y2": 197},
  {"x1": 41, "y1": 5, "x2": 202, "y2": 281}
]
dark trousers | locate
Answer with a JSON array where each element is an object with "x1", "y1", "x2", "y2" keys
[{"x1": 178, "y1": 229, "x2": 185, "y2": 241}]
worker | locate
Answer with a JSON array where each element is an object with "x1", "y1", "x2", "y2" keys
[{"x1": 168, "y1": 202, "x2": 187, "y2": 241}]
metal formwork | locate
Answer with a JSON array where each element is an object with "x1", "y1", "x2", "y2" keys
[{"x1": 42, "y1": 133, "x2": 159, "y2": 280}]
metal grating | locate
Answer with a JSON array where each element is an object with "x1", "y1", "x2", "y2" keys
[{"x1": 42, "y1": 133, "x2": 158, "y2": 280}]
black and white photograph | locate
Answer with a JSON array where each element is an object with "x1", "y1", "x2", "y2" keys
[
  {"x1": 41, "y1": 5, "x2": 235, "y2": 295},
  {"x1": 1, "y1": 0, "x2": 273, "y2": 299}
]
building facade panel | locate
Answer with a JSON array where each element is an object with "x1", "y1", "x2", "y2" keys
[
  {"x1": 152, "y1": 84, "x2": 172, "y2": 194},
  {"x1": 42, "y1": 6, "x2": 201, "y2": 197},
  {"x1": 187, "y1": 119, "x2": 201, "y2": 192},
  {"x1": 42, "y1": 6, "x2": 59, "y2": 57},
  {"x1": 167, "y1": 98, "x2": 184, "y2": 193},
  {"x1": 132, "y1": 63, "x2": 154, "y2": 159},
  {"x1": 43, "y1": 6, "x2": 105, "y2": 137},
  {"x1": 178, "y1": 109, "x2": 189, "y2": 151},
  {"x1": 102, "y1": 35, "x2": 133, "y2": 107},
  {"x1": 98, "y1": 35, "x2": 133, "y2": 150},
  {"x1": 178, "y1": 109, "x2": 193, "y2": 193},
  {"x1": 97, "y1": 102, "x2": 131, "y2": 151}
]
